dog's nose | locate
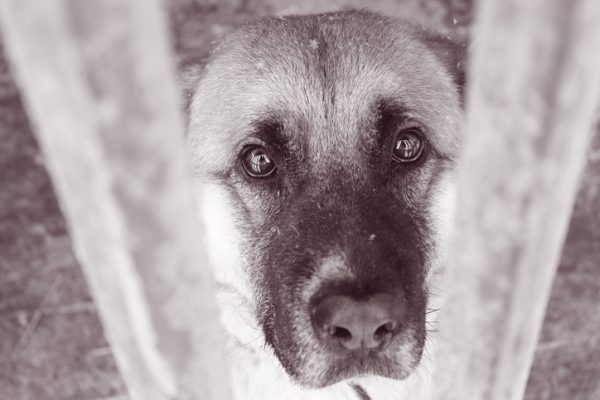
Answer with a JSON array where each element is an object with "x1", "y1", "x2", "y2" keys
[{"x1": 310, "y1": 293, "x2": 404, "y2": 352}]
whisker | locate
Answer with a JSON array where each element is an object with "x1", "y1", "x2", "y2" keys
[{"x1": 226, "y1": 334, "x2": 265, "y2": 356}]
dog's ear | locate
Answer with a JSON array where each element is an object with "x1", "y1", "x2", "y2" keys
[{"x1": 420, "y1": 32, "x2": 468, "y2": 104}]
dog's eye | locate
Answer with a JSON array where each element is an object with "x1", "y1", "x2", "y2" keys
[
  {"x1": 241, "y1": 146, "x2": 276, "y2": 178},
  {"x1": 392, "y1": 129, "x2": 424, "y2": 163}
]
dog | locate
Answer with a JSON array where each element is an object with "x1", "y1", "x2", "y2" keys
[{"x1": 185, "y1": 10, "x2": 465, "y2": 400}]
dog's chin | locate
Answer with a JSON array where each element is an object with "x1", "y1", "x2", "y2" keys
[
  {"x1": 271, "y1": 332, "x2": 425, "y2": 389},
  {"x1": 286, "y1": 354, "x2": 422, "y2": 389}
]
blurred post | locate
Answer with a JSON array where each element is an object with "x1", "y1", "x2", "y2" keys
[
  {"x1": 0, "y1": 1, "x2": 231, "y2": 399},
  {"x1": 433, "y1": 0, "x2": 600, "y2": 400}
]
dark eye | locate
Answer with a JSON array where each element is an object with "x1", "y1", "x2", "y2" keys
[
  {"x1": 392, "y1": 129, "x2": 424, "y2": 163},
  {"x1": 241, "y1": 146, "x2": 276, "y2": 178}
]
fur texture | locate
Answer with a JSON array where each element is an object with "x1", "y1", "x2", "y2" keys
[{"x1": 187, "y1": 10, "x2": 464, "y2": 399}]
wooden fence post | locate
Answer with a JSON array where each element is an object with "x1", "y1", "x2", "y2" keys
[
  {"x1": 0, "y1": 1, "x2": 232, "y2": 399},
  {"x1": 433, "y1": 0, "x2": 600, "y2": 399}
]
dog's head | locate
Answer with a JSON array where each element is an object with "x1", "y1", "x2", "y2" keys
[{"x1": 187, "y1": 10, "x2": 464, "y2": 388}]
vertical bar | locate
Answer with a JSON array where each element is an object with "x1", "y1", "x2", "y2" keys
[
  {"x1": 433, "y1": 1, "x2": 600, "y2": 400},
  {"x1": 0, "y1": 1, "x2": 231, "y2": 400}
]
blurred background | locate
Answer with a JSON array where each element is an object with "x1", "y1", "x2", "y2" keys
[{"x1": 1, "y1": 0, "x2": 599, "y2": 399}]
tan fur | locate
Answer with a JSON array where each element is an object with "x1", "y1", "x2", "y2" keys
[{"x1": 187, "y1": 10, "x2": 464, "y2": 400}]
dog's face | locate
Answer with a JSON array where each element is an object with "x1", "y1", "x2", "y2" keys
[{"x1": 187, "y1": 10, "x2": 463, "y2": 388}]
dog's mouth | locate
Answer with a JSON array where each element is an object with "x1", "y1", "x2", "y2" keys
[
  {"x1": 269, "y1": 321, "x2": 426, "y2": 388},
  {"x1": 310, "y1": 326, "x2": 425, "y2": 387},
  {"x1": 262, "y1": 285, "x2": 427, "y2": 388},
  {"x1": 256, "y1": 230, "x2": 429, "y2": 387}
]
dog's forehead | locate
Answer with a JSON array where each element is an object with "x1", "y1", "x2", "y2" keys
[{"x1": 188, "y1": 11, "x2": 462, "y2": 174}]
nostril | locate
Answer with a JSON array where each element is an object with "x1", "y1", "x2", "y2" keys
[
  {"x1": 326, "y1": 325, "x2": 353, "y2": 341},
  {"x1": 374, "y1": 321, "x2": 397, "y2": 340}
]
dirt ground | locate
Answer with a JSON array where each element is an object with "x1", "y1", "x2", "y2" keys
[{"x1": 1, "y1": 0, "x2": 599, "y2": 399}]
